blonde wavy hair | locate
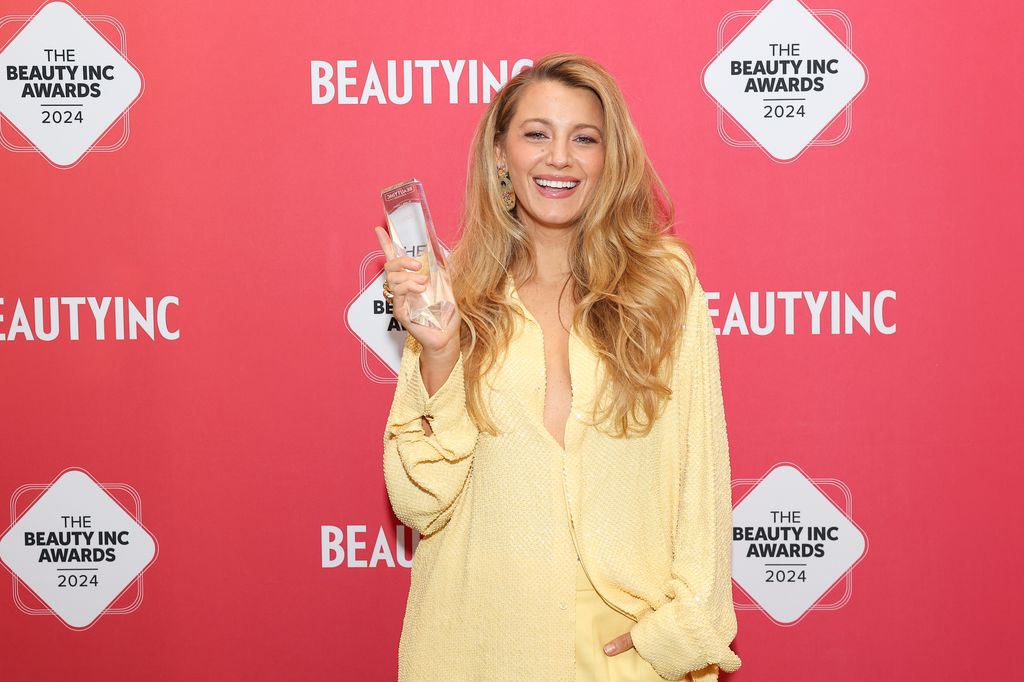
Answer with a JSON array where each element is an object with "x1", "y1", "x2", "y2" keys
[{"x1": 449, "y1": 52, "x2": 696, "y2": 439}]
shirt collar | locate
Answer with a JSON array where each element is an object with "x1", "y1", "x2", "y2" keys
[{"x1": 505, "y1": 273, "x2": 538, "y2": 327}]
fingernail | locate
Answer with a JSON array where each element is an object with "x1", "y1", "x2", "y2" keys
[{"x1": 603, "y1": 644, "x2": 614, "y2": 655}]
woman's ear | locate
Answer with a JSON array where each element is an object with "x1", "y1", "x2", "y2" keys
[{"x1": 494, "y1": 142, "x2": 505, "y2": 168}]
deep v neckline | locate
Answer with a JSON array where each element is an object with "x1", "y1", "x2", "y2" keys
[{"x1": 508, "y1": 274, "x2": 576, "y2": 453}]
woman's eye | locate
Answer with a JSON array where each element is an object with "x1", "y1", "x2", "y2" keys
[{"x1": 524, "y1": 131, "x2": 599, "y2": 144}]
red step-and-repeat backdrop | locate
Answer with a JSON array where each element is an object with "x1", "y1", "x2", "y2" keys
[{"x1": 1, "y1": 0, "x2": 1019, "y2": 679}]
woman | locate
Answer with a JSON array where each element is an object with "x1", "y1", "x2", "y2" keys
[{"x1": 375, "y1": 53, "x2": 742, "y2": 681}]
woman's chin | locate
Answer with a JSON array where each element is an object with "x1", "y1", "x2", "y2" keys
[{"x1": 518, "y1": 208, "x2": 584, "y2": 232}]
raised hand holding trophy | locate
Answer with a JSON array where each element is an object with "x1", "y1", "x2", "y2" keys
[{"x1": 380, "y1": 179, "x2": 457, "y2": 330}]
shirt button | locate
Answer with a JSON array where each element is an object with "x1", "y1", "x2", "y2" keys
[
  {"x1": 575, "y1": 412, "x2": 583, "y2": 420},
  {"x1": 559, "y1": 601, "x2": 568, "y2": 610}
]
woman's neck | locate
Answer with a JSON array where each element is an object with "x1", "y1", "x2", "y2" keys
[{"x1": 519, "y1": 221, "x2": 574, "y2": 284}]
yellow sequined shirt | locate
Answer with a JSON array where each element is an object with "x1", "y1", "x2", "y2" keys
[{"x1": 382, "y1": 249, "x2": 742, "y2": 681}]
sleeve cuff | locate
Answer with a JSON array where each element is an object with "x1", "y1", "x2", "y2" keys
[
  {"x1": 386, "y1": 334, "x2": 475, "y2": 463},
  {"x1": 630, "y1": 594, "x2": 742, "y2": 680}
]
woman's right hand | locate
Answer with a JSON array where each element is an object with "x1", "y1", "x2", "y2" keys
[{"x1": 374, "y1": 226, "x2": 462, "y2": 358}]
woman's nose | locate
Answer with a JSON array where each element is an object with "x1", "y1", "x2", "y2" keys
[{"x1": 547, "y1": 136, "x2": 571, "y2": 168}]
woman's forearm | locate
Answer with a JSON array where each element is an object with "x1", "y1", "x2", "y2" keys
[{"x1": 418, "y1": 345, "x2": 461, "y2": 435}]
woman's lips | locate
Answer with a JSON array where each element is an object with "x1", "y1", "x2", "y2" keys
[{"x1": 533, "y1": 178, "x2": 580, "y2": 199}]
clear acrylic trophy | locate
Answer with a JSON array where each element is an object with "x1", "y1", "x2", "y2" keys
[{"x1": 380, "y1": 178, "x2": 457, "y2": 330}]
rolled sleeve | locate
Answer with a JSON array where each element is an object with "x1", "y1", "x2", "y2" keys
[
  {"x1": 382, "y1": 334, "x2": 479, "y2": 537},
  {"x1": 630, "y1": 277, "x2": 742, "y2": 680}
]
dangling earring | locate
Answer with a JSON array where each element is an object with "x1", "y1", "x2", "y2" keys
[{"x1": 497, "y1": 166, "x2": 516, "y2": 210}]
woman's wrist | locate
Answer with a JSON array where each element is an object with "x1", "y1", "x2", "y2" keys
[
  {"x1": 419, "y1": 340, "x2": 461, "y2": 398},
  {"x1": 419, "y1": 333, "x2": 461, "y2": 361}
]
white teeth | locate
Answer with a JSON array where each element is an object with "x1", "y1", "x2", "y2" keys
[{"x1": 534, "y1": 178, "x2": 579, "y2": 189}]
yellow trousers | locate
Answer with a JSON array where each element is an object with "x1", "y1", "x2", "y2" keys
[{"x1": 574, "y1": 555, "x2": 667, "y2": 681}]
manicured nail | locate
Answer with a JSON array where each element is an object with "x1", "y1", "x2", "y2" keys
[{"x1": 604, "y1": 644, "x2": 614, "y2": 654}]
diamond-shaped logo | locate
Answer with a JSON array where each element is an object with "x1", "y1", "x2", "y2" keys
[
  {"x1": 344, "y1": 244, "x2": 451, "y2": 379},
  {"x1": 732, "y1": 463, "x2": 867, "y2": 624},
  {"x1": 346, "y1": 260, "x2": 407, "y2": 376},
  {"x1": 701, "y1": 0, "x2": 867, "y2": 161},
  {"x1": 0, "y1": 468, "x2": 158, "y2": 629},
  {"x1": 0, "y1": 1, "x2": 144, "y2": 167}
]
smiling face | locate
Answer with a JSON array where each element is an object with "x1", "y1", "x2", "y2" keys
[{"x1": 494, "y1": 79, "x2": 606, "y2": 235}]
